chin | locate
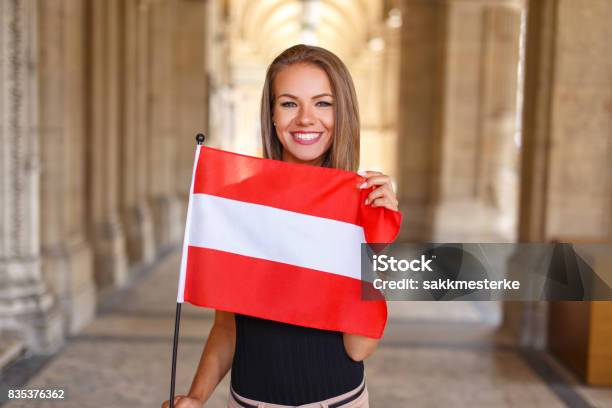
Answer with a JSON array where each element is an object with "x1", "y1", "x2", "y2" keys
[
  {"x1": 286, "y1": 145, "x2": 330, "y2": 164},
  {"x1": 294, "y1": 153, "x2": 326, "y2": 164}
]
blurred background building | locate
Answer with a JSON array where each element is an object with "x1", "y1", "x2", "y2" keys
[{"x1": 0, "y1": 0, "x2": 611, "y2": 406}]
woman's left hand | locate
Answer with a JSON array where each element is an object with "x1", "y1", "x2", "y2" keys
[{"x1": 358, "y1": 171, "x2": 399, "y2": 212}]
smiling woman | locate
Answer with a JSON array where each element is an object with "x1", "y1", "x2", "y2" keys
[
  {"x1": 226, "y1": 44, "x2": 377, "y2": 408},
  {"x1": 161, "y1": 44, "x2": 399, "y2": 408}
]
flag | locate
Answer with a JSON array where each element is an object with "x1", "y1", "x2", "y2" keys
[{"x1": 177, "y1": 146, "x2": 402, "y2": 338}]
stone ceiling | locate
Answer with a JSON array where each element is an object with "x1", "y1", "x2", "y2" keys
[{"x1": 231, "y1": 0, "x2": 383, "y2": 65}]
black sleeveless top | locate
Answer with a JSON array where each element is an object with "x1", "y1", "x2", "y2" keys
[{"x1": 230, "y1": 313, "x2": 364, "y2": 405}]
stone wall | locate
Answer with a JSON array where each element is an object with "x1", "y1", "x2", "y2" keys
[
  {"x1": 0, "y1": 0, "x2": 64, "y2": 353},
  {"x1": 0, "y1": 0, "x2": 209, "y2": 354}
]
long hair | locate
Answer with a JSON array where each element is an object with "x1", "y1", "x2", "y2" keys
[{"x1": 260, "y1": 44, "x2": 360, "y2": 171}]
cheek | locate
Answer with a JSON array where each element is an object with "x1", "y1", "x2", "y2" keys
[
  {"x1": 273, "y1": 107, "x2": 293, "y2": 128},
  {"x1": 323, "y1": 112, "x2": 335, "y2": 134}
]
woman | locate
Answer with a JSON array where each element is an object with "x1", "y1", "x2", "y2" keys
[{"x1": 162, "y1": 44, "x2": 398, "y2": 408}]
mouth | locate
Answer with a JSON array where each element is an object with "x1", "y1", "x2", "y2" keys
[{"x1": 290, "y1": 131, "x2": 323, "y2": 146}]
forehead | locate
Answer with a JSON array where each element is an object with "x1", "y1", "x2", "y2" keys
[{"x1": 273, "y1": 63, "x2": 332, "y2": 96}]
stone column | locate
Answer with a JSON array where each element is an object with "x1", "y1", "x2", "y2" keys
[
  {"x1": 539, "y1": 0, "x2": 611, "y2": 239},
  {"x1": 434, "y1": 0, "x2": 523, "y2": 242},
  {"x1": 379, "y1": 22, "x2": 402, "y2": 180},
  {"x1": 38, "y1": 0, "x2": 96, "y2": 334},
  {"x1": 206, "y1": 0, "x2": 232, "y2": 151},
  {"x1": 88, "y1": 0, "x2": 129, "y2": 292},
  {"x1": 439, "y1": 0, "x2": 484, "y2": 203},
  {"x1": 476, "y1": 7, "x2": 521, "y2": 219},
  {"x1": 515, "y1": 1, "x2": 555, "y2": 244},
  {"x1": 515, "y1": 0, "x2": 612, "y2": 238},
  {"x1": 175, "y1": 0, "x2": 208, "y2": 206},
  {"x1": 502, "y1": 0, "x2": 551, "y2": 349},
  {"x1": 230, "y1": 64, "x2": 267, "y2": 156},
  {"x1": 351, "y1": 21, "x2": 400, "y2": 180},
  {"x1": 122, "y1": 0, "x2": 156, "y2": 266},
  {"x1": 504, "y1": 0, "x2": 612, "y2": 346},
  {"x1": 0, "y1": 0, "x2": 63, "y2": 353},
  {"x1": 395, "y1": 0, "x2": 447, "y2": 241},
  {"x1": 148, "y1": 0, "x2": 182, "y2": 250}
]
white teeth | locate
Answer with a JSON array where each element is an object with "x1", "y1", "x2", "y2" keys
[{"x1": 293, "y1": 133, "x2": 320, "y2": 140}]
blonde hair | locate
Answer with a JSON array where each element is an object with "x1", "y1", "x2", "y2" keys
[{"x1": 260, "y1": 44, "x2": 360, "y2": 171}]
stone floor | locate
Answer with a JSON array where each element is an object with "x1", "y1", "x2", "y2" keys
[{"x1": 2, "y1": 251, "x2": 611, "y2": 408}]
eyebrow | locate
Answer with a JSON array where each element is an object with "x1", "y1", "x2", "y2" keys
[{"x1": 278, "y1": 93, "x2": 334, "y2": 99}]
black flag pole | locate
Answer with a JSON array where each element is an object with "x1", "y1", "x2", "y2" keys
[{"x1": 169, "y1": 133, "x2": 206, "y2": 408}]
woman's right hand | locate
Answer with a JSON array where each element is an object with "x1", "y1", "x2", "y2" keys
[
  {"x1": 161, "y1": 311, "x2": 235, "y2": 408},
  {"x1": 161, "y1": 395, "x2": 204, "y2": 408}
]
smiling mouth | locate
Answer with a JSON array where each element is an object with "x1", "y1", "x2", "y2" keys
[{"x1": 291, "y1": 132, "x2": 323, "y2": 145}]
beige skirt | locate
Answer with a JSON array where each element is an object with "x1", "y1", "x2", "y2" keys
[{"x1": 227, "y1": 375, "x2": 369, "y2": 408}]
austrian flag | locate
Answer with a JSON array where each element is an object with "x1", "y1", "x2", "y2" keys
[{"x1": 177, "y1": 146, "x2": 402, "y2": 338}]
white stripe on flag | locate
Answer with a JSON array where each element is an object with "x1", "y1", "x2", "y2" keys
[
  {"x1": 177, "y1": 144, "x2": 202, "y2": 303},
  {"x1": 188, "y1": 194, "x2": 365, "y2": 280}
]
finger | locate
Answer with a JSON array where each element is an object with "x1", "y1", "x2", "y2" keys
[
  {"x1": 356, "y1": 171, "x2": 382, "y2": 188},
  {"x1": 367, "y1": 183, "x2": 398, "y2": 206},
  {"x1": 371, "y1": 195, "x2": 398, "y2": 208},
  {"x1": 169, "y1": 396, "x2": 184, "y2": 407},
  {"x1": 365, "y1": 183, "x2": 393, "y2": 203},
  {"x1": 371, "y1": 197, "x2": 398, "y2": 211},
  {"x1": 357, "y1": 170, "x2": 382, "y2": 178},
  {"x1": 365, "y1": 186, "x2": 387, "y2": 205},
  {"x1": 178, "y1": 399, "x2": 197, "y2": 408},
  {"x1": 359, "y1": 175, "x2": 391, "y2": 189}
]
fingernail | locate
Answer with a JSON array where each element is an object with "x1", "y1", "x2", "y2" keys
[
  {"x1": 357, "y1": 170, "x2": 367, "y2": 176},
  {"x1": 365, "y1": 199, "x2": 369, "y2": 205},
  {"x1": 359, "y1": 182, "x2": 368, "y2": 189}
]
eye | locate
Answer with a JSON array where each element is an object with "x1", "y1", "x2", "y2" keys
[
  {"x1": 316, "y1": 101, "x2": 333, "y2": 107},
  {"x1": 280, "y1": 101, "x2": 297, "y2": 108}
]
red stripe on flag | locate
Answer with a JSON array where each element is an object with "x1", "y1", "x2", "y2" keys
[
  {"x1": 192, "y1": 146, "x2": 402, "y2": 243},
  {"x1": 184, "y1": 246, "x2": 388, "y2": 338},
  {"x1": 193, "y1": 147, "x2": 360, "y2": 224}
]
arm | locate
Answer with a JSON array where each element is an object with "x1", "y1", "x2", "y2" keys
[
  {"x1": 162, "y1": 310, "x2": 236, "y2": 408},
  {"x1": 343, "y1": 332, "x2": 380, "y2": 361},
  {"x1": 342, "y1": 171, "x2": 396, "y2": 362},
  {"x1": 188, "y1": 310, "x2": 236, "y2": 402}
]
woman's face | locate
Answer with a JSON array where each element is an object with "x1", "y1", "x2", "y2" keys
[{"x1": 273, "y1": 63, "x2": 334, "y2": 166}]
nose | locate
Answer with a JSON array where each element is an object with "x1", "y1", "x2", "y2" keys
[{"x1": 296, "y1": 105, "x2": 315, "y2": 126}]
